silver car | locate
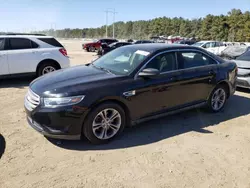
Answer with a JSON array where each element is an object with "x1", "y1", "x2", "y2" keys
[
  {"x1": 235, "y1": 59, "x2": 250, "y2": 89},
  {"x1": 220, "y1": 46, "x2": 250, "y2": 89}
]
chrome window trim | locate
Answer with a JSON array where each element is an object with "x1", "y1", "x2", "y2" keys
[{"x1": 134, "y1": 48, "x2": 219, "y2": 79}]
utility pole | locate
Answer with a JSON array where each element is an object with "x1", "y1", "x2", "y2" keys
[
  {"x1": 105, "y1": 8, "x2": 118, "y2": 38},
  {"x1": 112, "y1": 9, "x2": 118, "y2": 39},
  {"x1": 105, "y1": 10, "x2": 109, "y2": 38}
]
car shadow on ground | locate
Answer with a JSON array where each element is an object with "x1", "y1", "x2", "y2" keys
[
  {"x1": 49, "y1": 94, "x2": 250, "y2": 151},
  {"x1": 0, "y1": 134, "x2": 6, "y2": 159},
  {"x1": 0, "y1": 76, "x2": 35, "y2": 89}
]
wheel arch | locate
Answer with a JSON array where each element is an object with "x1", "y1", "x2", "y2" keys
[
  {"x1": 209, "y1": 80, "x2": 231, "y2": 99},
  {"x1": 217, "y1": 80, "x2": 231, "y2": 98},
  {"x1": 81, "y1": 97, "x2": 131, "y2": 133}
]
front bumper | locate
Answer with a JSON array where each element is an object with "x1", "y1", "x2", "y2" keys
[
  {"x1": 236, "y1": 76, "x2": 250, "y2": 89},
  {"x1": 25, "y1": 105, "x2": 88, "y2": 140},
  {"x1": 27, "y1": 116, "x2": 81, "y2": 140}
]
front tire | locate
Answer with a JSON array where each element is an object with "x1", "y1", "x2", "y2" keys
[
  {"x1": 83, "y1": 102, "x2": 126, "y2": 144},
  {"x1": 207, "y1": 85, "x2": 228, "y2": 112}
]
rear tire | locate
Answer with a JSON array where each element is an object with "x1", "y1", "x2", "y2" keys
[
  {"x1": 83, "y1": 102, "x2": 126, "y2": 144},
  {"x1": 37, "y1": 62, "x2": 58, "y2": 76},
  {"x1": 207, "y1": 85, "x2": 228, "y2": 113}
]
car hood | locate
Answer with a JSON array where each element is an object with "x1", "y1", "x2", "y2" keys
[
  {"x1": 30, "y1": 65, "x2": 120, "y2": 97},
  {"x1": 234, "y1": 60, "x2": 250, "y2": 68}
]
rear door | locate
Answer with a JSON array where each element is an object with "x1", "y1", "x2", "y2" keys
[
  {"x1": 7, "y1": 38, "x2": 39, "y2": 74},
  {"x1": 0, "y1": 38, "x2": 9, "y2": 75},
  {"x1": 176, "y1": 50, "x2": 218, "y2": 105}
]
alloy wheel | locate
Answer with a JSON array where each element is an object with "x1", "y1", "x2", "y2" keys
[
  {"x1": 92, "y1": 108, "x2": 121, "y2": 140},
  {"x1": 42, "y1": 66, "x2": 56, "y2": 75},
  {"x1": 211, "y1": 88, "x2": 226, "y2": 111}
]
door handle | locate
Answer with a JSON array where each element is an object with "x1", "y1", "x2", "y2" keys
[{"x1": 209, "y1": 71, "x2": 216, "y2": 75}]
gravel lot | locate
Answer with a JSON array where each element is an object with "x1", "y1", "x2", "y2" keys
[{"x1": 1, "y1": 40, "x2": 250, "y2": 188}]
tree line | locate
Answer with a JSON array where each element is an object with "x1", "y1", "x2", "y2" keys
[{"x1": 37, "y1": 9, "x2": 250, "y2": 42}]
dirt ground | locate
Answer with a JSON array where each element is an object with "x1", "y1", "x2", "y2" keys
[{"x1": 1, "y1": 40, "x2": 250, "y2": 188}]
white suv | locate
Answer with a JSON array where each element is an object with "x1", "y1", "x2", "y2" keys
[{"x1": 0, "y1": 34, "x2": 70, "y2": 77}]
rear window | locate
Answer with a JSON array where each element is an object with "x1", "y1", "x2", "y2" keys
[{"x1": 37, "y1": 38, "x2": 63, "y2": 47}]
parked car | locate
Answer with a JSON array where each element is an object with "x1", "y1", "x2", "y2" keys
[
  {"x1": 97, "y1": 42, "x2": 132, "y2": 56},
  {"x1": 220, "y1": 46, "x2": 250, "y2": 89},
  {"x1": 0, "y1": 34, "x2": 70, "y2": 78},
  {"x1": 174, "y1": 40, "x2": 196, "y2": 45},
  {"x1": 82, "y1": 38, "x2": 118, "y2": 52},
  {"x1": 133, "y1": 40, "x2": 154, "y2": 44},
  {"x1": 24, "y1": 44, "x2": 237, "y2": 144},
  {"x1": 192, "y1": 41, "x2": 224, "y2": 49}
]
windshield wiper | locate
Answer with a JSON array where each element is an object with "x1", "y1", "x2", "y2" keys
[{"x1": 92, "y1": 64, "x2": 114, "y2": 75}]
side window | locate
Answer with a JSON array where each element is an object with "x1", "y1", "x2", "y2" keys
[
  {"x1": 204, "y1": 42, "x2": 212, "y2": 48},
  {"x1": 178, "y1": 51, "x2": 216, "y2": 69},
  {"x1": 106, "y1": 40, "x2": 113, "y2": 44},
  {"x1": 9, "y1": 38, "x2": 32, "y2": 50},
  {"x1": 211, "y1": 42, "x2": 216, "y2": 48},
  {"x1": 145, "y1": 52, "x2": 176, "y2": 72},
  {"x1": 0, "y1": 38, "x2": 5, "y2": 50}
]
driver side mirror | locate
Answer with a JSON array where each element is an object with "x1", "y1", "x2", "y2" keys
[{"x1": 138, "y1": 68, "x2": 160, "y2": 78}]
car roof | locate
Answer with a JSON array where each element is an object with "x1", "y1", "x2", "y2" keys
[
  {"x1": 0, "y1": 35, "x2": 54, "y2": 38},
  {"x1": 100, "y1": 38, "x2": 117, "y2": 40},
  {"x1": 198, "y1": 40, "x2": 218, "y2": 43},
  {"x1": 116, "y1": 42, "x2": 130, "y2": 44},
  {"x1": 126, "y1": 43, "x2": 202, "y2": 53}
]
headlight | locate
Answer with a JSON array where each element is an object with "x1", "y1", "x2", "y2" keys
[{"x1": 43, "y1": 95, "x2": 85, "y2": 108}]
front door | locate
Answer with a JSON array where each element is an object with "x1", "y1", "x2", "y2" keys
[
  {"x1": 127, "y1": 52, "x2": 184, "y2": 120},
  {"x1": 0, "y1": 38, "x2": 9, "y2": 76}
]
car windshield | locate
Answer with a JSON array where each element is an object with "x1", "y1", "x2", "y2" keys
[
  {"x1": 236, "y1": 50, "x2": 250, "y2": 61},
  {"x1": 192, "y1": 42, "x2": 204, "y2": 47},
  {"x1": 92, "y1": 46, "x2": 151, "y2": 75},
  {"x1": 109, "y1": 42, "x2": 117, "y2": 47}
]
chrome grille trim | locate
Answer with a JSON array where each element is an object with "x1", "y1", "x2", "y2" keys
[{"x1": 25, "y1": 89, "x2": 40, "y2": 111}]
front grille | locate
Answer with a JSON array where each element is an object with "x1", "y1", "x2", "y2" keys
[{"x1": 25, "y1": 89, "x2": 40, "y2": 111}]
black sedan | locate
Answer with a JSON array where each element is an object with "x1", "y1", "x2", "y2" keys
[
  {"x1": 97, "y1": 42, "x2": 131, "y2": 56},
  {"x1": 24, "y1": 44, "x2": 237, "y2": 144}
]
